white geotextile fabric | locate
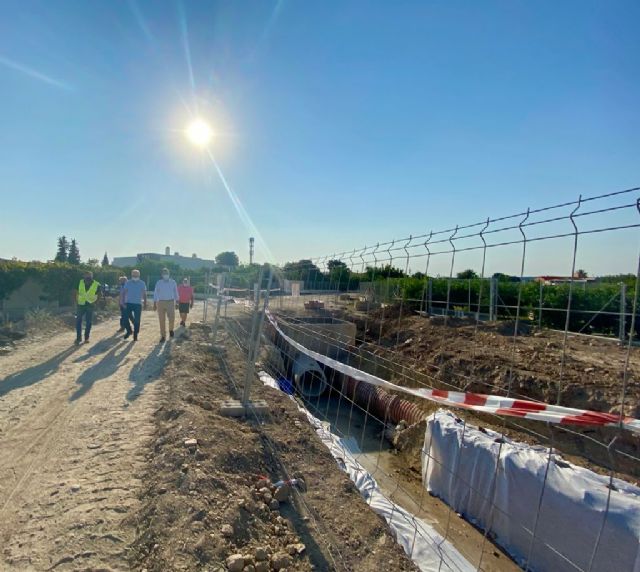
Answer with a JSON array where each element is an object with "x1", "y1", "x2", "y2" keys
[
  {"x1": 423, "y1": 411, "x2": 640, "y2": 572},
  {"x1": 258, "y1": 372, "x2": 473, "y2": 572}
]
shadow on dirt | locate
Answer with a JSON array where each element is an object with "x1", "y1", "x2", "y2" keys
[
  {"x1": 126, "y1": 341, "x2": 172, "y2": 402},
  {"x1": 0, "y1": 345, "x2": 80, "y2": 398},
  {"x1": 70, "y1": 342, "x2": 133, "y2": 401},
  {"x1": 72, "y1": 333, "x2": 122, "y2": 363}
]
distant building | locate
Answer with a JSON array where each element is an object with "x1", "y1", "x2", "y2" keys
[{"x1": 112, "y1": 246, "x2": 216, "y2": 271}]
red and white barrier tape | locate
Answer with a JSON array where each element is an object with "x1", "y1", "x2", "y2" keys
[
  {"x1": 265, "y1": 311, "x2": 640, "y2": 435},
  {"x1": 211, "y1": 285, "x2": 281, "y2": 293}
]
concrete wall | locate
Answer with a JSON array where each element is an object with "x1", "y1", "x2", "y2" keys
[{"x1": 280, "y1": 316, "x2": 356, "y2": 359}]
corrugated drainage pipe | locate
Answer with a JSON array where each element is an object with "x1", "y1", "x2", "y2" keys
[
  {"x1": 339, "y1": 376, "x2": 425, "y2": 426},
  {"x1": 292, "y1": 355, "x2": 328, "y2": 398}
]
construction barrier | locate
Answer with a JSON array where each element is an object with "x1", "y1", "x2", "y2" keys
[{"x1": 266, "y1": 310, "x2": 640, "y2": 435}]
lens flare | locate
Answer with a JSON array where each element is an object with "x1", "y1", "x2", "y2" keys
[{"x1": 206, "y1": 148, "x2": 274, "y2": 262}]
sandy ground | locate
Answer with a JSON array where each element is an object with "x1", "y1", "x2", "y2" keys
[
  {"x1": 130, "y1": 322, "x2": 417, "y2": 572},
  {"x1": 0, "y1": 305, "x2": 190, "y2": 571},
  {"x1": 0, "y1": 301, "x2": 419, "y2": 572}
]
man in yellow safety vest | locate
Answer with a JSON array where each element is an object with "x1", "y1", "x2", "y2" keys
[{"x1": 75, "y1": 271, "x2": 102, "y2": 345}]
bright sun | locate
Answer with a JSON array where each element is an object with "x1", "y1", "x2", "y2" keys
[{"x1": 185, "y1": 118, "x2": 213, "y2": 147}]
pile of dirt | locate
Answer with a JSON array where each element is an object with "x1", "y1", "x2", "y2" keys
[
  {"x1": 129, "y1": 324, "x2": 417, "y2": 571},
  {"x1": 495, "y1": 319, "x2": 532, "y2": 337},
  {"x1": 349, "y1": 310, "x2": 639, "y2": 418}
]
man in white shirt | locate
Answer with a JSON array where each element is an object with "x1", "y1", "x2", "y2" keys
[{"x1": 153, "y1": 268, "x2": 179, "y2": 342}]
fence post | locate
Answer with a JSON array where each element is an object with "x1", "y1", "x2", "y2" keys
[
  {"x1": 489, "y1": 277, "x2": 496, "y2": 321},
  {"x1": 203, "y1": 270, "x2": 209, "y2": 322},
  {"x1": 427, "y1": 278, "x2": 432, "y2": 315},
  {"x1": 211, "y1": 273, "x2": 226, "y2": 343},
  {"x1": 538, "y1": 281, "x2": 544, "y2": 329},
  {"x1": 243, "y1": 269, "x2": 264, "y2": 400},
  {"x1": 620, "y1": 282, "x2": 627, "y2": 342},
  {"x1": 242, "y1": 266, "x2": 273, "y2": 408},
  {"x1": 224, "y1": 274, "x2": 229, "y2": 319}
]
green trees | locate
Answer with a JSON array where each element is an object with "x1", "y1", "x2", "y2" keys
[
  {"x1": 68, "y1": 239, "x2": 80, "y2": 265},
  {"x1": 55, "y1": 236, "x2": 81, "y2": 264},
  {"x1": 55, "y1": 236, "x2": 69, "y2": 262},
  {"x1": 364, "y1": 265, "x2": 405, "y2": 280},
  {"x1": 327, "y1": 260, "x2": 352, "y2": 290},
  {"x1": 215, "y1": 251, "x2": 240, "y2": 268},
  {"x1": 456, "y1": 269, "x2": 478, "y2": 279},
  {"x1": 276, "y1": 257, "x2": 634, "y2": 336},
  {"x1": 327, "y1": 259, "x2": 347, "y2": 271},
  {"x1": 282, "y1": 260, "x2": 321, "y2": 282},
  {"x1": 0, "y1": 260, "x2": 122, "y2": 305},
  {"x1": 102, "y1": 253, "x2": 110, "y2": 267}
]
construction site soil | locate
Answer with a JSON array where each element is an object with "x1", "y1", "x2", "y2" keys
[
  {"x1": 2, "y1": 299, "x2": 636, "y2": 571},
  {"x1": 329, "y1": 303, "x2": 640, "y2": 482},
  {"x1": 0, "y1": 308, "x2": 417, "y2": 572},
  {"x1": 130, "y1": 324, "x2": 417, "y2": 572}
]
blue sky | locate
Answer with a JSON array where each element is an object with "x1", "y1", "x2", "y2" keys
[{"x1": 0, "y1": 1, "x2": 638, "y2": 275}]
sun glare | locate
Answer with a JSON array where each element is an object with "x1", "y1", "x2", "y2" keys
[{"x1": 185, "y1": 118, "x2": 213, "y2": 147}]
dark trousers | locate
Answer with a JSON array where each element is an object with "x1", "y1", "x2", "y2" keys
[
  {"x1": 119, "y1": 305, "x2": 129, "y2": 330},
  {"x1": 126, "y1": 303, "x2": 142, "y2": 335},
  {"x1": 76, "y1": 303, "x2": 94, "y2": 340}
]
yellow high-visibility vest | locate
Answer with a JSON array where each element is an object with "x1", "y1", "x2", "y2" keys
[{"x1": 78, "y1": 279, "x2": 99, "y2": 305}]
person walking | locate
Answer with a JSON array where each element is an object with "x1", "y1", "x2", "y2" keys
[
  {"x1": 177, "y1": 277, "x2": 195, "y2": 327},
  {"x1": 75, "y1": 271, "x2": 102, "y2": 345},
  {"x1": 117, "y1": 276, "x2": 128, "y2": 333},
  {"x1": 153, "y1": 268, "x2": 179, "y2": 342},
  {"x1": 123, "y1": 269, "x2": 147, "y2": 341}
]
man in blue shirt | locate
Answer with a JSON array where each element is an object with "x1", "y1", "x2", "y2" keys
[{"x1": 122, "y1": 269, "x2": 147, "y2": 341}]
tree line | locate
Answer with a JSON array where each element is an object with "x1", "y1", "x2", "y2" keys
[
  {"x1": 1, "y1": 247, "x2": 245, "y2": 306},
  {"x1": 54, "y1": 236, "x2": 110, "y2": 268},
  {"x1": 2, "y1": 249, "x2": 635, "y2": 337},
  {"x1": 278, "y1": 259, "x2": 636, "y2": 336}
]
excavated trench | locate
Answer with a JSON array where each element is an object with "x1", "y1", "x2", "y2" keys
[{"x1": 258, "y1": 309, "x2": 523, "y2": 571}]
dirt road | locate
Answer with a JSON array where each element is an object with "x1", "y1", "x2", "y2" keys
[{"x1": 0, "y1": 307, "x2": 188, "y2": 571}]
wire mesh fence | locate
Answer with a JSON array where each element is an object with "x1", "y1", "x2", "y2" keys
[{"x1": 212, "y1": 187, "x2": 640, "y2": 572}]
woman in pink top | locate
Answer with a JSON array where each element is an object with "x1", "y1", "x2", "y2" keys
[{"x1": 177, "y1": 278, "x2": 195, "y2": 327}]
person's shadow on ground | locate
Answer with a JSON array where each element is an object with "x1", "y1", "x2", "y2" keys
[
  {"x1": 126, "y1": 342, "x2": 172, "y2": 402},
  {"x1": 72, "y1": 333, "x2": 121, "y2": 363},
  {"x1": 0, "y1": 345, "x2": 80, "y2": 398},
  {"x1": 69, "y1": 342, "x2": 133, "y2": 401}
]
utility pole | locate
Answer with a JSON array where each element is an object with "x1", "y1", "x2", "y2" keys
[{"x1": 249, "y1": 237, "x2": 255, "y2": 265}]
